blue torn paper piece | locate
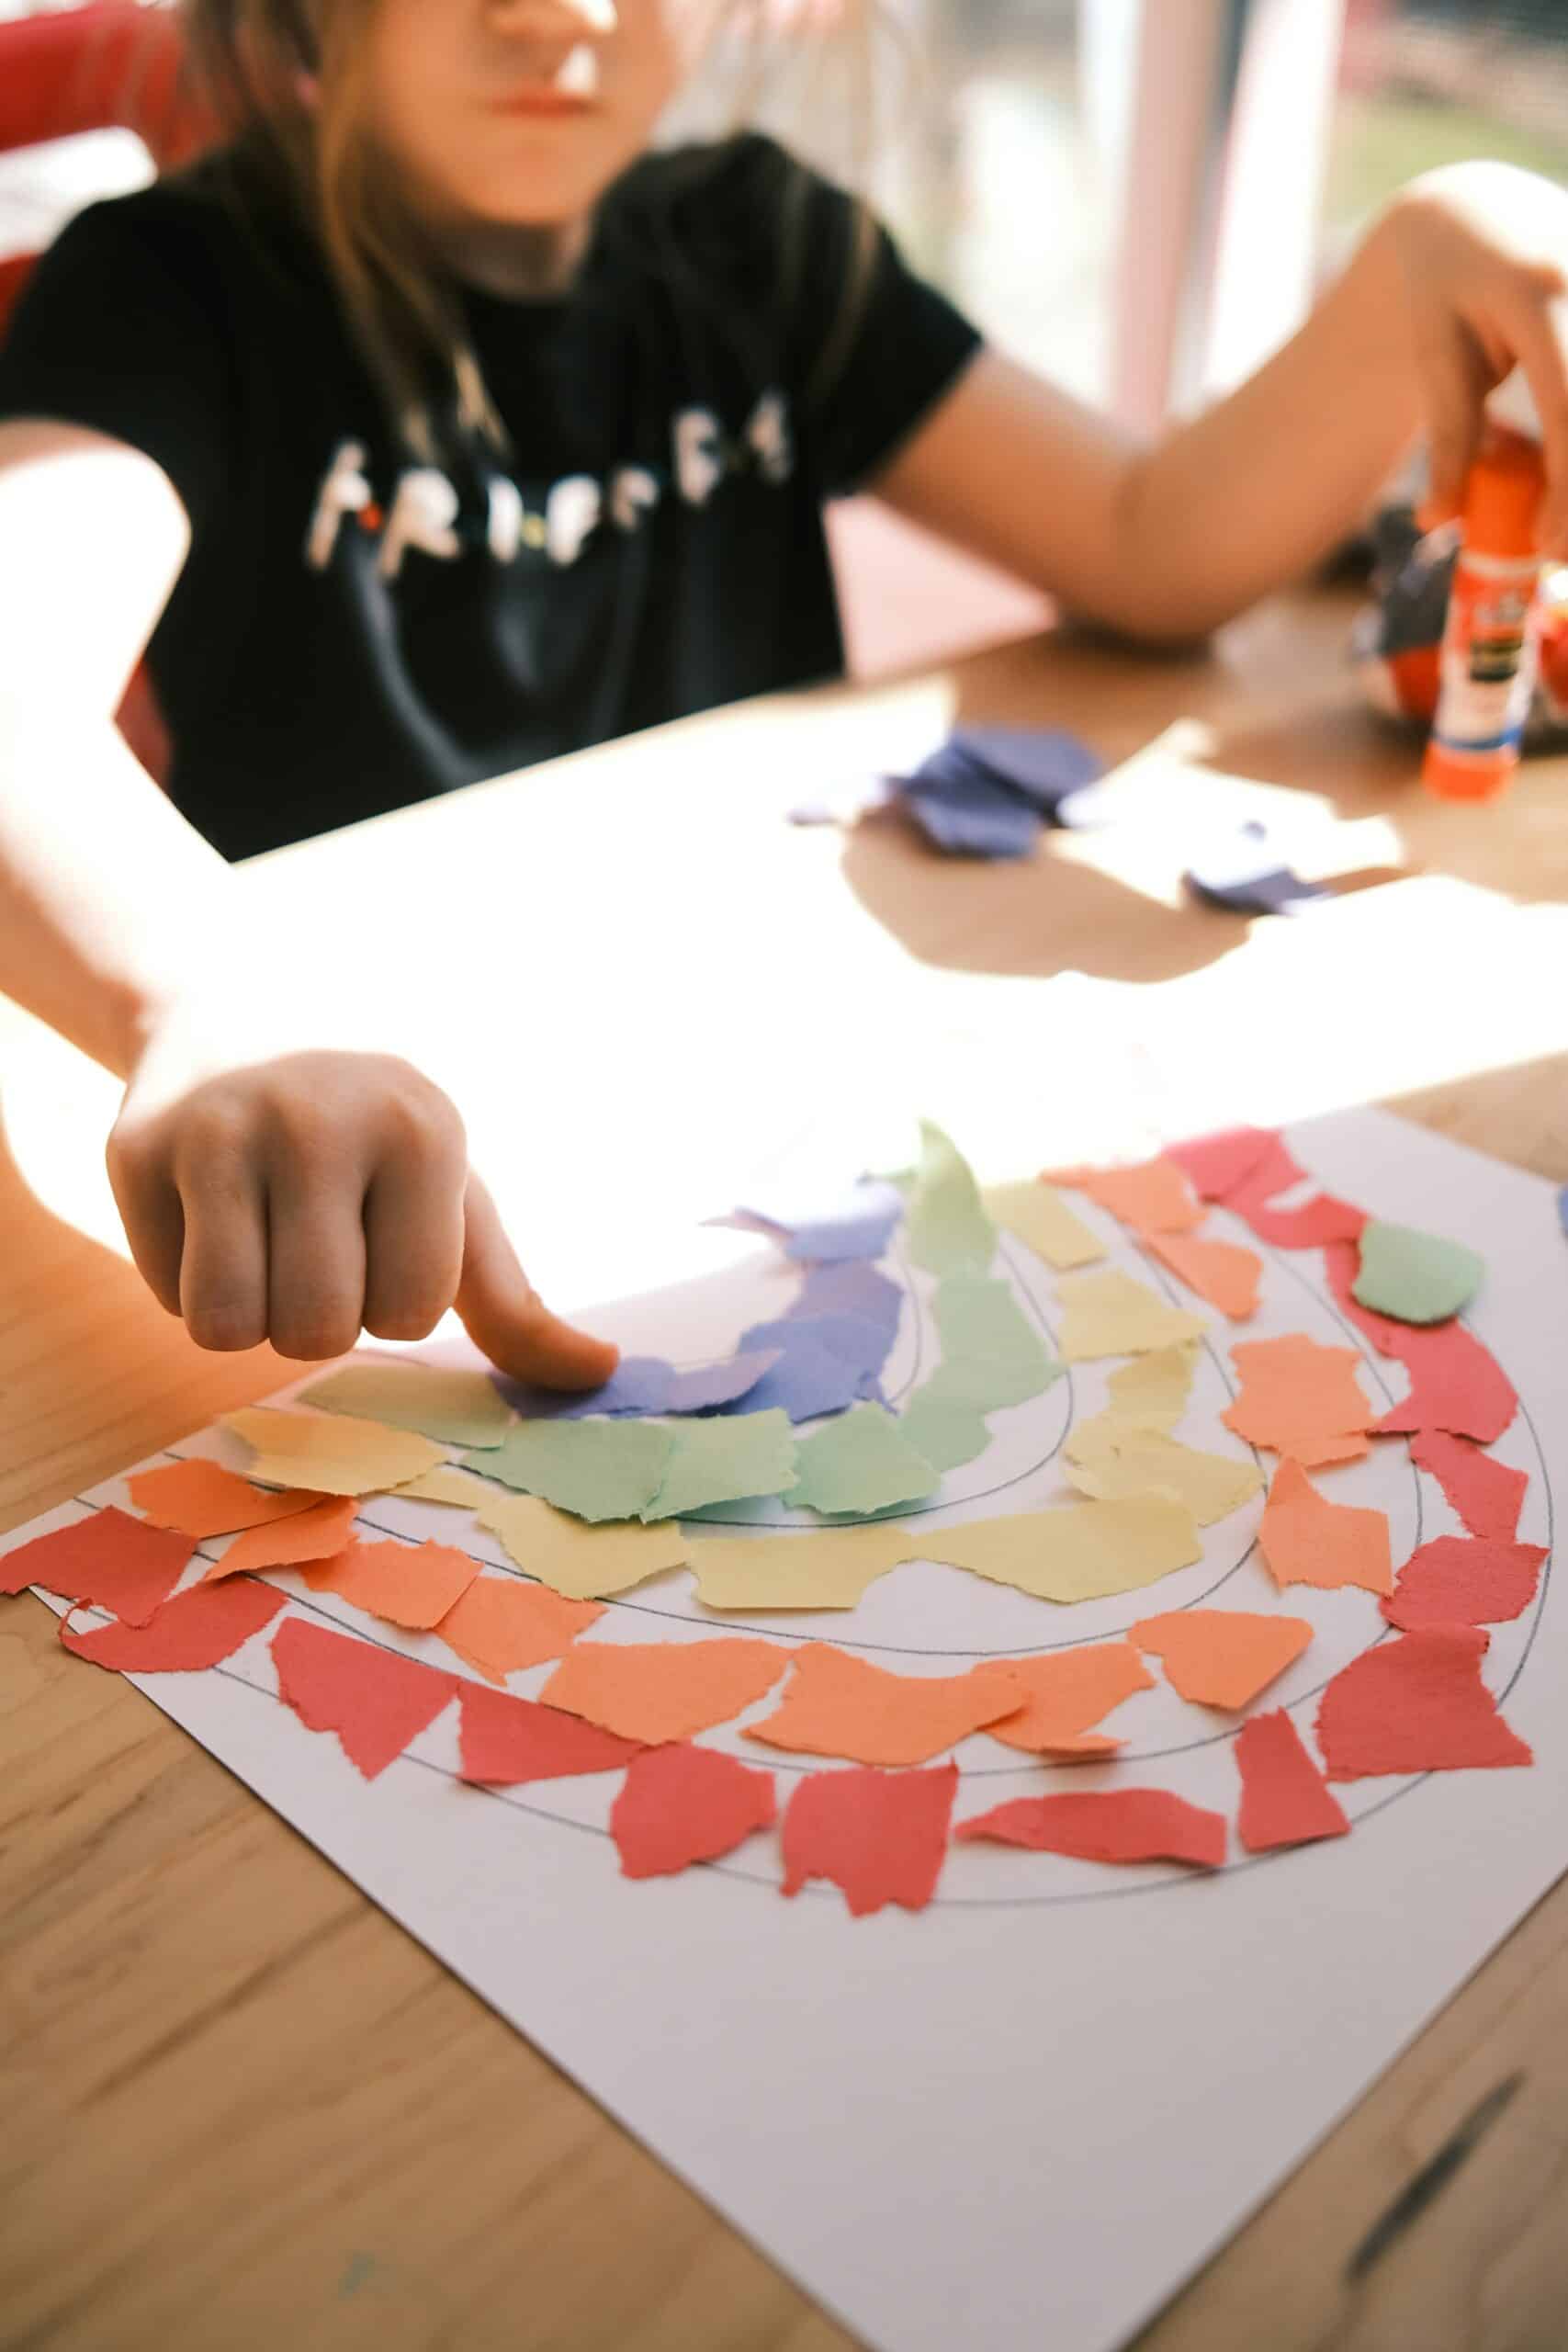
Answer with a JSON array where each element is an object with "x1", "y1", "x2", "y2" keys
[
  {"x1": 948, "y1": 724, "x2": 1104, "y2": 815},
  {"x1": 788, "y1": 1261, "x2": 905, "y2": 1351},
  {"x1": 724, "y1": 1317, "x2": 874, "y2": 1423},
  {"x1": 1184, "y1": 821, "x2": 1330, "y2": 917},
  {"x1": 1558, "y1": 1185, "x2": 1568, "y2": 1241},
  {"x1": 897, "y1": 726, "x2": 1107, "y2": 858},
  {"x1": 716, "y1": 1176, "x2": 904, "y2": 1263},
  {"x1": 495, "y1": 1347, "x2": 782, "y2": 1421}
]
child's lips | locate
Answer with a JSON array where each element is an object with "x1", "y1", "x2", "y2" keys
[{"x1": 488, "y1": 86, "x2": 599, "y2": 118}]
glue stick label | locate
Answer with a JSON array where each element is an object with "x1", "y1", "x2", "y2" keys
[{"x1": 1433, "y1": 551, "x2": 1542, "y2": 753}]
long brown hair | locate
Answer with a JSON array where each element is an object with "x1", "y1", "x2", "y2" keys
[{"x1": 175, "y1": 0, "x2": 887, "y2": 468}]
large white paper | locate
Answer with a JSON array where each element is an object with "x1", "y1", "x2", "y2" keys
[{"x1": 6, "y1": 1107, "x2": 1563, "y2": 2352}]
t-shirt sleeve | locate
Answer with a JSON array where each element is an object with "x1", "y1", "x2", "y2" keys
[
  {"x1": 0, "y1": 195, "x2": 235, "y2": 533},
  {"x1": 769, "y1": 147, "x2": 984, "y2": 499}
]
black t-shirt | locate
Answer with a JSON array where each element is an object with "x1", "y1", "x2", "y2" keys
[{"x1": 0, "y1": 133, "x2": 980, "y2": 859}]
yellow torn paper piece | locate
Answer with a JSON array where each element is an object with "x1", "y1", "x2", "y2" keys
[
  {"x1": 913, "y1": 1498, "x2": 1201, "y2": 1602},
  {"x1": 982, "y1": 1181, "x2": 1104, "y2": 1272},
  {"x1": 1105, "y1": 1345, "x2": 1198, "y2": 1430},
  {"x1": 478, "y1": 1491, "x2": 690, "y2": 1600},
  {"x1": 391, "y1": 1464, "x2": 494, "y2": 1510},
  {"x1": 1056, "y1": 1271, "x2": 1205, "y2": 1362},
  {"x1": 689, "y1": 1527, "x2": 914, "y2": 1611},
  {"x1": 1063, "y1": 1427, "x2": 1262, "y2": 1526},
  {"x1": 299, "y1": 1360, "x2": 513, "y2": 1448},
  {"x1": 222, "y1": 1407, "x2": 443, "y2": 1498}
]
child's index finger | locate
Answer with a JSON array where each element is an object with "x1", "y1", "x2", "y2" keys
[{"x1": 456, "y1": 1171, "x2": 619, "y2": 1391}]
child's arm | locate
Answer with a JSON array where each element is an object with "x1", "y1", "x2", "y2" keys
[
  {"x1": 0, "y1": 418, "x2": 616, "y2": 1385},
  {"x1": 870, "y1": 162, "x2": 1568, "y2": 641}
]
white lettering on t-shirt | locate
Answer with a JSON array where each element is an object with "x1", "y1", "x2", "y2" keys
[
  {"x1": 486, "y1": 472, "x2": 525, "y2": 562},
  {"x1": 546, "y1": 475, "x2": 602, "y2": 567},
  {"x1": 746, "y1": 391, "x2": 792, "y2": 485},
  {"x1": 378, "y1": 469, "x2": 462, "y2": 579},
  {"x1": 673, "y1": 407, "x2": 724, "y2": 507},
  {"x1": 304, "y1": 438, "x2": 373, "y2": 569},
  {"x1": 609, "y1": 465, "x2": 660, "y2": 532}
]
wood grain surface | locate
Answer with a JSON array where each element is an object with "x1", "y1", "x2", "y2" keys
[{"x1": 4, "y1": 586, "x2": 1568, "y2": 2352}]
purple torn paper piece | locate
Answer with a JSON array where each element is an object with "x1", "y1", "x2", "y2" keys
[
  {"x1": 947, "y1": 724, "x2": 1104, "y2": 814},
  {"x1": 1183, "y1": 821, "x2": 1330, "y2": 918},
  {"x1": 720, "y1": 1318, "x2": 872, "y2": 1423},
  {"x1": 715, "y1": 1177, "x2": 903, "y2": 1263},
  {"x1": 901, "y1": 752, "x2": 1044, "y2": 861},
  {"x1": 789, "y1": 1261, "x2": 905, "y2": 1347},
  {"x1": 495, "y1": 1347, "x2": 782, "y2": 1421}
]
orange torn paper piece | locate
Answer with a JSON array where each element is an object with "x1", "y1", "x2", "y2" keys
[
  {"x1": 611, "y1": 1744, "x2": 777, "y2": 1878},
  {"x1": 1235, "y1": 1710, "x2": 1350, "y2": 1851},
  {"x1": 982, "y1": 1179, "x2": 1104, "y2": 1271},
  {"x1": 916, "y1": 1498, "x2": 1201, "y2": 1602},
  {"x1": 1258, "y1": 1459, "x2": 1393, "y2": 1595},
  {"x1": 61, "y1": 1577, "x2": 288, "y2": 1672},
  {"x1": 436, "y1": 1574, "x2": 603, "y2": 1682},
  {"x1": 1056, "y1": 1270, "x2": 1205, "y2": 1361},
  {"x1": 689, "y1": 1527, "x2": 912, "y2": 1611},
  {"x1": 781, "y1": 1761, "x2": 957, "y2": 1915},
  {"x1": 271, "y1": 1615, "x2": 457, "y2": 1779},
  {"x1": 1147, "y1": 1233, "x2": 1262, "y2": 1320},
  {"x1": 223, "y1": 1406, "x2": 444, "y2": 1496},
  {"x1": 746, "y1": 1646, "x2": 1023, "y2": 1767},
  {"x1": 1063, "y1": 1427, "x2": 1262, "y2": 1525},
  {"x1": 203, "y1": 1495, "x2": 360, "y2": 1580},
  {"x1": 539, "y1": 1637, "x2": 794, "y2": 1745},
  {"x1": 126, "y1": 1458, "x2": 325, "y2": 1539},
  {"x1": 972, "y1": 1643, "x2": 1155, "y2": 1756},
  {"x1": 1222, "y1": 1334, "x2": 1373, "y2": 1465},
  {"x1": 477, "y1": 1492, "x2": 689, "y2": 1600},
  {"x1": 1131, "y1": 1609, "x2": 1314, "y2": 1709},
  {"x1": 301, "y1": 1536, "x2": 479, "y2": 1629},
  {"x1": 2, "y1": 1507, "x2": 193, "y2": 1625},
  {"x1": 957, "y1": 1788, "x2": 1225, "y2": 1868},
  {"x1": 1063, "y1": 1158, "x2": 1202, "y2": 1238}
]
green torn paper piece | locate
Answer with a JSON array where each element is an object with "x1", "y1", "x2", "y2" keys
[
  {"x1": 787, "y1": 1403, "x2": 939, "y2": 1517},
  {"x1": 466, "y1": 1419, "x2": 674, "y2": 1521},
  {"x1": 302, "y1": 1360, "x2": 514, "y2": 1449},
  {"x1": 641, "y1": 1410, "x2": 799, "y2": 1521},
  {"x1": 1352, "y1": 1219, "x2": 1484, "y2": 1326},
  {"x1": 896, "y1": 1374, "x2": 993, "y2": 1474},
  {"x1": 904, "y1": 1120, "x2": 996, "y2": 1278},
  {"x1": 931, "y1": 1273, "x2": 1062, "y2": 1410}
]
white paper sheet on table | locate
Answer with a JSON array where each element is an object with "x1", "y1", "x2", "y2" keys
[{"x1": 6, "y1": 1106, "x2": 1564, "y2": 2352}]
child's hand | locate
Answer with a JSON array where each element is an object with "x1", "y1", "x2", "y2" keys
[
  {"x1": 1382, "y1": 162, "x2": 1568, "y2": 552},
  {"x1": 107, "y1": 1033, "x2": 619, "y2": 1387}
]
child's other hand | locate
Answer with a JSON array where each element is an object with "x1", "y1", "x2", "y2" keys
[
  {"x1": 1382, "y1": 162, "x2": 1568, "y2": 554},
  {"x1": 107, "y1": 1035, "x2": 619, "y2": 1387}
]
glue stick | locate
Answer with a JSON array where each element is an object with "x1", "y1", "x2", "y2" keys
[{"x1": 1422, "y1": 369, "x2": 1548, "y2": 803}]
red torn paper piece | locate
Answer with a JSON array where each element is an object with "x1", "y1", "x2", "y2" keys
[
  {"x1": 271, "y1": 1615, "x2": 457, "y2": 1778},
  {"x1": 1409, "y1": 1430, "x2": 1528, "y2": 1541},
  {"x1": 1131, "y1": 1609, "x2": 1313, "y2": 1708},
  {"x1": 127, "y1": 1458, "x2": 325, "y2": 1539},
  {"x1": 610, "y1": 1743, "x2": 776, "y2": 1878},
  {"x1": 1223, "y1": 1334, "x2": 1373, "y2": 1465},
  {"x1": 1323, "y1": 1241, "x2": 1517, "y2": 1443},
  {"x1": 1258, "y1": 1459, "x2": 1393, "y2": 1594},
  {"x1": 62, "y1": 1577, "x2": 288, "y2": 1671},
  {"x1": 1067, "y1": 1158, "x2": 1201, "y2": 1237},
  {"x1": 205, "y1": 1495, "x2": 360, "y2": 1580},
  {"x1": 1235, "y1": 1710, "x2": 1349, "y2": 1850},
  {"x1": 974, "y1": 1643, "x2": 1155, "y2": 1757},
  {"x1": 1148, "y1": 1232, "x2": 1262, "y2": 1319},
  {"x1": 1218, "y1": 1134, "x2": 1367, "y2": 1248},
  {"x1": 457, "y1": 1681, "x2": 640, "y2": 1783},
  {"x1": 539, "y1": 1638, "x2": 794, "y2": 1745},
  {"x1": 1381, "y1": 1535, "x2": 1547, "y2": 1631},
  {"x1": 2, "y1": 1507, "x2": 193, "y2": 1626},
  {"x1": 957, "y1": 1788, "x2": 1225, "y2": 1869},
  {"x1": 747, "y1": 1646, "x2": 1023, "y2": 1767},
  {"x1": 1316, "y1": 1625, "x2": 1532, "y2": 1778},
  {"x1": 781, "y1": 1761, "x2": 957, "y2": 1916},
  {"x1": 1166, "y1": 1126, "x2": 1277, "y2": 1200},
  {"x1": 301, "y1": 1536, "x2": 479, "y2": 1629},
  {"x1": 437, "y1": 1575, "x2": 603, "y2": 1682}
]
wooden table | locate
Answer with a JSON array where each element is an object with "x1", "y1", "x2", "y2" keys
[{"x1": 6, "y1": 585, "x2": 1568, "y2": 2351}]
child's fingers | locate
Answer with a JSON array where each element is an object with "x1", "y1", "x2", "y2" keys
[
  {"x1": 455, "y1": 1172, "x2": 620, "y2": 1390},
  {"x1": 361, "y1": 1141, "x2": 466, "y2": 1340},
  {"x1": 105, "y1": 1131, "x2": 186, "y2": 1317},
  {"x1": 1419, "y1": 322, "x2": 1491, "y2": 526},
  {"x1": 265, "y1": 1164, "x2": 369, "y2": 1362},
  {"x1": 175, "y1": 1155, "x2": 269, "y2": 1351},
  {"x1": 1495, "y1": 294, "x2": 1568, "y2": 550}
]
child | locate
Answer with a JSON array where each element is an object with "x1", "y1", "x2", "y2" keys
[{"x1": 1, "y1": 0, "x2": 1565, "y2": 1383}]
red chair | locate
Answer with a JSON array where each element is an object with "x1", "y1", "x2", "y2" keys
[{"x1": 0, "y1": 2, "x2": 217, "y2": 781}]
